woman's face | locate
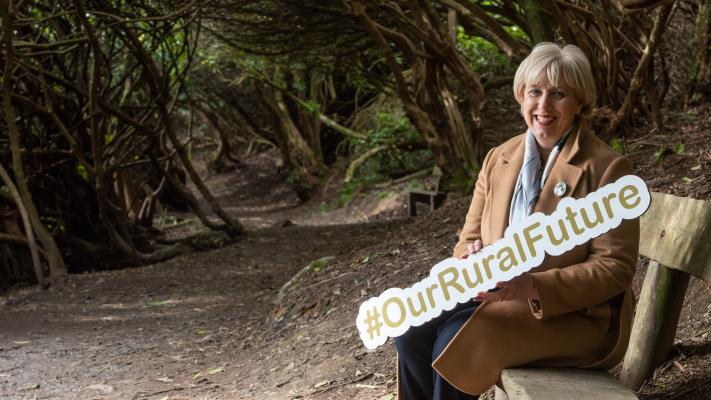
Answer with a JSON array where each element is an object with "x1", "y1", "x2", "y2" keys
[{"x1": 521, "y1": 76, "x2": 581, "y2": 151}]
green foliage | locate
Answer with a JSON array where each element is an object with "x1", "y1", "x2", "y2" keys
[
  {"x1": 147, "y1": 299, "x2": 173, "y2": 307},
  {"x1": 357, "y1": 112, "x2": 430, "y2": 176},
  {"x1": 654, "y1": 142, "x2": 685, "y2": 162},
  {"x1": 323, "y1": 111, "x2": 433, "y2": 209},
  {"x1": 447, "y1": 166, "x2": 480, "y2": 193},
  {"x1": 318, "y1": 201, "x2": 330, "y2": 213},
  {"x1": 504, "y1": 25, "x2": 529, "y2": 41},
  {"x1": 76, "y1": 163, "x2": 89, "y2": 181},
  {"x1": 340, "y1": 112, "x2": 432, "y2": 205},
  {"x1": 456, "y1": 27, "x2": 516, "y2": 76},
  {"x1": 377, "y1": 190, "x2": 394, "y2": 200},
  {"x1": 611, "y1": 138, "x2": 625, "y2": 155},
  {"x1": 307, "y1": 256, "x2": 335, "y2": 272},
  {"x1": 304, "y1": 100, "x2": 320, "y2": 115},
  {"x1": 406, "y1": 180, "x2": 423, "y2": 190},
  {"x1": 653, "y1": 146, "x2": 665, "y2": 162},
  {"x1": 673, "y1": 143, "x2": 685, "y2": 155},
  {"x1": 368, "y1": 113, "x2": 417, "y2": 146},
  {"x1": 338, "y1": 181, "x2": 362, "y2": 208}
]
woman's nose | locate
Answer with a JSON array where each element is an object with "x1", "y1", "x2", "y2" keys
[{"x1": 537, "y1": 93, "x2": 552, "y2": 111}]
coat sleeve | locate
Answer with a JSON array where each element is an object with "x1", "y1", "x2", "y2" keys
[
  {"x1": 528, "y1": 156, "x2": 640, "y2": 319},
  {"x1": 452, "y1": 148, "x2": 495, "y2": 259}
]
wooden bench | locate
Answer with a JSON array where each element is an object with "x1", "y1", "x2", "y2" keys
[
  {"x1": 407, "y1": 168, "x2": 447, "y2": 217},
  {"x1": 498, "y1": 192, "x2": 711, "y2": 400}
]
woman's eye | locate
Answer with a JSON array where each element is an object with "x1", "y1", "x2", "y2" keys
[
  {"x1": 553, "y1": 91, "x2": 566, "y2": 98},
  {"x1": 528, "y1": 89, "x2": 541, "y2": 96}
]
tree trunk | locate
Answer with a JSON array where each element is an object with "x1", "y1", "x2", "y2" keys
[
  {"x1": 348, "y1": 1, "x2": 482, "y2": 182},
  {"x1": 519, "y1": 0, "x2": 556, "y2": 43},
  {"x1": 686, "y1": 0, "x2": 711, "y2": 105},
  {"x1": 116, "y1": 21, "x2": 245, "y2": 236},
  {"x1": 297, "y1": 69, "x2": 324, "y2": 164},
  {"x1": 195, "y1": 105, "x2": 240, "y2": 172},
  {"x1": 605, "y1": 4, "x2": 673, "y2": 137},
  {"x1": 0, "y1": 164, "x2": 44, "y2": 287},
  {"x1": 256, "y1": 78, "x2": 321, "y2": 199},
  {"x1": 1, "y1": 2, "x2": 67, "y2": 289}
]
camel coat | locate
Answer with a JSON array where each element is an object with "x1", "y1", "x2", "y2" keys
[{"x1": 429, "y1": 124, "x2": 640, "y2": 395}]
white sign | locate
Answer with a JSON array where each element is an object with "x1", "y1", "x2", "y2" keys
[{"x1": 356, "y1": 174, "x2": 651, "y2": 349}]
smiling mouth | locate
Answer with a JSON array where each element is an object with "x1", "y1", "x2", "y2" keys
[{"x1": 535, "y1": 115, "x2": 556, "y2": 125}]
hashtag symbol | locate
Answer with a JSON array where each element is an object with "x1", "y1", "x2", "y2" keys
[{"x1": 364, "y1": 306, "x2": 383, "y2": 340}]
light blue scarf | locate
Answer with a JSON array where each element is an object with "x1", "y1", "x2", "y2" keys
[
  {"x1": 509, "y1": 128, "x2": 571, "y2": 225},
  {"x1": 509, "y1": 129, "x2": 542, "y2": 225}
]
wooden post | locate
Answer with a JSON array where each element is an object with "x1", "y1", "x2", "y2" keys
[{"x1": 620, "y1": 261, "x2": 690, "y2": 389}]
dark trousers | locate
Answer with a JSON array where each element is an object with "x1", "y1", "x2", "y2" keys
[{"x1": 395, "y1": 300, "x2": 480, "y2": 400}]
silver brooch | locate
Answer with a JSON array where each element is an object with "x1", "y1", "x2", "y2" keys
[{"x1": 553, "y1": 181, "x2": 567, "y2": 198}]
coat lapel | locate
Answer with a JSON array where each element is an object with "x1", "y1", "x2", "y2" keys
[
  {"x1": 534, "y1": 123, "x2": 585, "y2": 215},
  {"x1": 489, "y1": 136, "x2": 525, "y2": 241},
  {"x1": 489, "y1": 124, "x2": 589, "y2": 239}
]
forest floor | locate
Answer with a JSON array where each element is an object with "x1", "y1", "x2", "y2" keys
[{"x1": 1, "y1": 103, "x2": 710, "y2": 400}]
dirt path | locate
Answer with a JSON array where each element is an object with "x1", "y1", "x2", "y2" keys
[
  {"x1": 0, "y1": 223, "x2": 404, "y2": 400},
  {"x1": 0, "y1": 149, "x2": 409, "y2": 400}
]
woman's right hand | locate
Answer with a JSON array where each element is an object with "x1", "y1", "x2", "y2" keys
[{"x1": 464, "y1": 239, "x2": 483, "y2": 258}]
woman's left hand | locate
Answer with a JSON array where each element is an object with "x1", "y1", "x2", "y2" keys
[{"x1": 475, "y1": 273, "x2": 540, "y2": 302}]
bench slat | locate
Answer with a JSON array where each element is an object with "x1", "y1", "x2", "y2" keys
[
  {"x1": 639, "y1": 192, "x2": 711, "y2": 281},
  {"x1": 501, "y1": 368, "x2": 638, "y2": 400}
]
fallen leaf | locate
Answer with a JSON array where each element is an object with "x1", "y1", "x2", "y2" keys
[
  {"x1": 301, "y1": 300, "x2": 322, "y2": 318},
  {"x1": 673, "y1": 360, "x2": 686, "y2": 372},
  {"x1": 196, "y1": 334, "x2": 214, "y2": 343},
  {"x1": 314, "y1": 380, "x2": 331, "y2": 388},
  {"x1": 147, "y1": 299, "x2": 175, "y2": 307},
  {"x1": 272, "y1": 303, "x2": 287, "y2": 321},
  {"x1": 152, "y1": 377, "x2": 174, "y2": 383},
  {"x1": 377, "y1": 393, "x2": 396, "y2": 400},
  {"x1": 355, "y1": 384, "x2": 380, "y2": 389},
  {"x1": 13, "y1": 341, "x2": 31, "y2": 345},
  {"x1": 88, "y1": 383, "x2": 114, "y2": 394},
  {"x1": 193, "y1": 367, "x2": 224, "y2": 380},
  {"x1": 20, "y1": 383, "x2": 39, "y2": 391},
  {"x1": 276, "y1": 377, "x2": 292, "y2": 387}
]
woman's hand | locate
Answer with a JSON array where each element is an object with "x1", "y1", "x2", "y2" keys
[
  {"x1": 460, "y1": 239, "x2": 483, "y2": 259},
  {"x1": 475, "y1": 273, "x2": 540, "y2": 302}
]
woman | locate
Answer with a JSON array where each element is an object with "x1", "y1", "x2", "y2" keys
[{"x1": 394, "y1": 43, "x2": 639, "y2": 399}]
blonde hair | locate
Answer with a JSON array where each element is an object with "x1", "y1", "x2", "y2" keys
[{"x1": 513, "y1": 42, "x2": 596, "y2": 117}]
